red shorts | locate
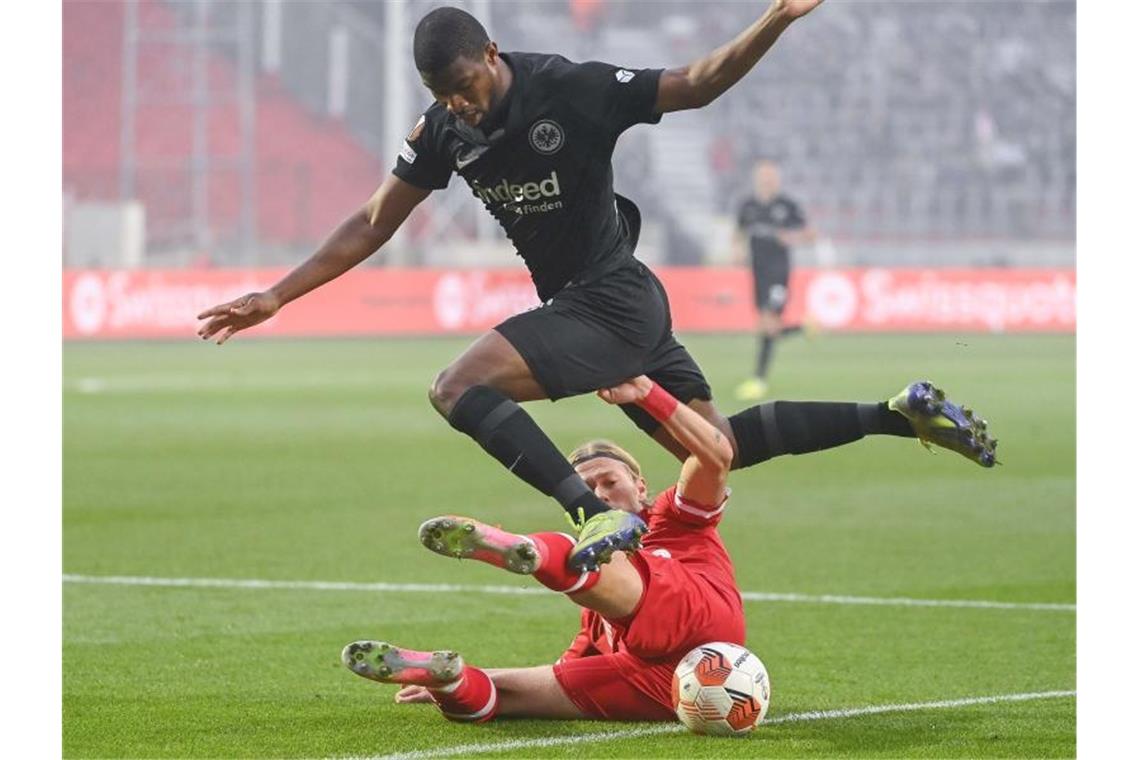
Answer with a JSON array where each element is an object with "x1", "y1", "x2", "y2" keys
[
  {"x1": 553, "y1": 651, "x2": 677, "y2": 721},
  {"x1": 553, "y1": 550, "x2": 745, "y2": 720}
]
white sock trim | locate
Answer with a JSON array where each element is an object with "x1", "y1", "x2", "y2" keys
[
  {"x1": 540, "y1": 532, "x2": 594, "y2": 594},
  {"x1": 440, "y1": 677, "x2": 498, "y2": 721},
  {"x1": 431, "y1": 674, "x2": 464, "y2": 694},
  {"x1": 560, "y1": 570, "x2": 595, "y2": 594}
]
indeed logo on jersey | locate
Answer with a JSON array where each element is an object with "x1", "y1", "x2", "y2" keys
[{"x1": 471, "y1": 170, "x2": 563, "y2": 215}]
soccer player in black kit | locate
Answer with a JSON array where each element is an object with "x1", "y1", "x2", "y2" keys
[
  {"x1": 198, "y1": 0, "x2": 997, "y2": 574},
  {"x1": 734, "y1": 159, "x2": 816, "y2": 401}
]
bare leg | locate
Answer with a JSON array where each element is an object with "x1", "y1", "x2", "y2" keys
[
  {"x1": 568, "y1": 552, "x2": 644, "y2": 619},
  {"x1": 393, "y1": 667, "x2": 586, "y2": 718},
  {"x1": 428, "y1": 330, "x2": 547, "y2": 415},
  {"x1": 486, "y1": 667, "x2": 586, "y2": 718},
  {"x1": 470, "y1": 554, "x2": 649, "y2": 718},
  {"x1": 429, "y1": 331, "x2": 610, "y2": 521},
  {"x1": 417, "y1": 519, "x2": 647, "y2": 620}
]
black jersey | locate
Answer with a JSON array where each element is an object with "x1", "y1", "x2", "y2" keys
[
  {"x1": 393, "y1": 52, "x2": 663, "y2": 301},
  {"x1": 736, "y1": 195, "x2": 806, "y2": 268}
]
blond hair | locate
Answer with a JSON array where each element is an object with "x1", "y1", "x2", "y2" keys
[{"x1": 568, "y1": 439, "x2": 643, "y2": 480}]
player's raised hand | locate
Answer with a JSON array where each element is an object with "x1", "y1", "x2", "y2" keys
[
  {"x1": 196, "y1": 291, "x2": 281, "y2": 344},
  {"x1": 778, "y1": 0, "x2": 825, "y2": 20},
  {"x1": 597, "y1": 375, "x2": 654, "y2": 406}
]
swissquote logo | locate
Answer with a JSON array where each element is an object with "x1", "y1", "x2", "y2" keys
[
  {"x1": 528, "y1": 119, "x2": 564, "y2": 155},
  {"x1": 471, "y1": 170, "x2": 564, "y2": 215},
  {"x1": 615, "y1": 69, "x2": 635, "y2": 83}
]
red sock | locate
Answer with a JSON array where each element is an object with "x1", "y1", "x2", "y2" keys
[
  {"x1": 429, "y1": 665, "x2": 498, "y2": 723},
  {"x1": 529, "y1": 532, "x2": 601, "y2": 594}
]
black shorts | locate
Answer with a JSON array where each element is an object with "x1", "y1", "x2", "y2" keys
[
  {"x1": 495, "y1": 260, "x2": 712, "y2": 434},
  {"x1": 752, "y1": 263, "x2": 790, "y2": 314}
]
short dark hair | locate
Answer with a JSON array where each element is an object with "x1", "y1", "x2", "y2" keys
[{"x1": 413, "y1": 7, "x2": 490, "y2": 75}]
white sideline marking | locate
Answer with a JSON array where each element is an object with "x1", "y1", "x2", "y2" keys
[
  {"x1": 347, "y1": 690, "x2": 1076, "y2": 760},
  {"x1": 71, "y1": 374, "x2": 383, "y2": 394},
  {"x1": 743, "y1": 591, "x2": 1076, "y2": 612},
  {"x1": 62, "y1": 574, "x2": 1076, "y2": 612},
  {"x1": 63, "y1": 574, "x2": 543, "y2": 597}
]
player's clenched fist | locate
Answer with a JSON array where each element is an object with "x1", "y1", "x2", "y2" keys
[{"x1": 196, "y1": 291, "x2": 281, "y2": 344}]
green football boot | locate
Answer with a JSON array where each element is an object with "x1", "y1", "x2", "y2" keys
[
  {"x1": 341, "y1": 640, "x2": 463, "y2": 687},
  {"x1": 418, "y1": 515, "x2": 540, "y2": 574},
  {"x1": 567, "y1": 508, "x2": 647, "y2": 573},
  {"x1": 888, "y1": 380, "x2": 999, "y2": 467}
]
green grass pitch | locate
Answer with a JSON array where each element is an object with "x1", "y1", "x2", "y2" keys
[{"x1": 63, "y1": 334, "x2": 1075, "y2": 758}]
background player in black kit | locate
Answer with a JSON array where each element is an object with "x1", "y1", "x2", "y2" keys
[
  {"x1": 198, "y1": 0, "x2": 993, "y2": 572},
  {"x1": 734, "y1": 159, "x2": 817, "y2": 401}
]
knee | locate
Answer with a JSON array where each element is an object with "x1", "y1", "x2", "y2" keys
[{"x1": 428, "y1": 365, "x2": 473, "y2": 417}]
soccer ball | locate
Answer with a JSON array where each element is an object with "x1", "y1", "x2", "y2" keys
[{"x1": 672, "y1": 642, "x2": 770, "y2": 736}]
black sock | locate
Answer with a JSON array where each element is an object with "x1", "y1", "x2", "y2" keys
[
  {"x1": 780, "y1": 325, "x2": 803, "y2": 338},
  {"x1": 757, "y1": 335, "x2": 776, "y2": 378},
  {"x1": 729, "y1": 401, "x2": 916, "y2": 469},
  {"x1": 447, "y1": 385, "x2": 609, "y2": 521},
  {"x1": 859, "y1": 401, "x2": 917, "y2": 437}
]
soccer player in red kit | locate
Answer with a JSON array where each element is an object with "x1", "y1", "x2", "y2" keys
[{"x1": 342, "y1": 374, "x2": 743, "y2": 722}]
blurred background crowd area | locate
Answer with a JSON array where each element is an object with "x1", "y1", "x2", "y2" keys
[{"x1": 63, "y1": 0, "x2": 1075, "y2": 270}]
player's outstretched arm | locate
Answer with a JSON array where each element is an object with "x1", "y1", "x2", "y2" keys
[
  {"x1": 195, "y1": 174, "x2": 430, "y2": 344},
  {"x1": 598, "y1": 377, "x2": 733, "y2": 507},
  {"x1": 654, "y1": 0, "x2": 824, "y2": 113}
]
